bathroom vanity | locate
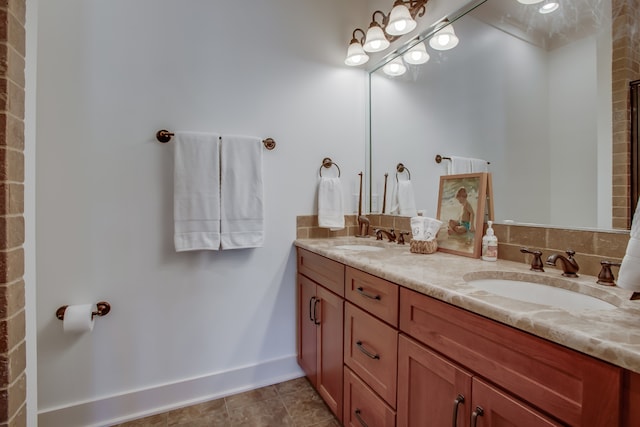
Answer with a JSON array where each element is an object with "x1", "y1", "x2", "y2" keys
[{"x1": 295, "y1": 238, "x2": 640, "y2": 426}]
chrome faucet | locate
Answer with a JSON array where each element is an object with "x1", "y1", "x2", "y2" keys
[
  {"x1": 545, "y1": 250, "x2": 579, "y2": 277},
  {"x1": 375, "y1": 228, "x2": 396, "y2": 242}
]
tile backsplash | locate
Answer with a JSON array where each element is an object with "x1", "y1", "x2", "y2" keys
[{"x1": 296, "y1": 214, "x2": 630, "y2": 277}]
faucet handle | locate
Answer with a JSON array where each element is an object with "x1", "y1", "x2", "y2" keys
[
  {"x1": 597, "y1": 260, "x2": 622, "y2": 286},
  {"x1": 520, "y1": 247, "x2": 544, "y2": 272},
  {"x1": 565, "y1": 249, "x2": 576, "y2": 258},
  {"x1": 398, "y1": 231, "x2": 410, "y2": 245}
]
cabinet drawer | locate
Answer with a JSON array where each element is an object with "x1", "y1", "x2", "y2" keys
[
  {"x1": 344, "y1": 302, "x2": 398, "y2": 407},
  {"x1": 297, "y1": 248, "x2": 345, "y2": 297},
  {"x1": 345, "y1": 267, "x2": 398, "y2": 326},
  {"x1": 399, "y1": 287, "x2": 621, "y2": 426},
  {"x1": 344, "y1": 366, "x2": 396, "y2": 427}
]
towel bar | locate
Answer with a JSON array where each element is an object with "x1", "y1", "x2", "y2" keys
[
  {"x1": 435, "y1": 154, "x2": 490, "y2": 164},
  {"x1": 156, "y1": 129, "x2": 276, "y2": 150},
  {"x1": 319, "y1": 157, "x2": 341, "y2": 177}
]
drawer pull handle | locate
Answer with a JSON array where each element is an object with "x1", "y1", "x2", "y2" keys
[
  {"x1": 355, "y1": 409, "x2": 369, "y2": 427},
  {"x1": 309, "y1": 297, "x2": 316, "y2": 322},
  {"x1": 356, "y1": 287, "x2": 381, "y2": 300},
  {"x1": 471, "y1": 406, "x2": 484, "y2": 427},
  {"x1": 313, "y1": 298, "x2": 320, "y2": 325},
  {"x1": 452, "y1": 394, "x2": 465, "y2": 427},
  {"x1": 356, "y1": 341, "x2": 380, "y2": 359}
]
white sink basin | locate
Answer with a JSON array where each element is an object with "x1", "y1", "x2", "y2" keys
[
  {"x1": 467, "y1": 279, "x2": 616, "y2": 311},
  {"x1": 333, "y1": 244, "x2": 384, "y2": 252}
]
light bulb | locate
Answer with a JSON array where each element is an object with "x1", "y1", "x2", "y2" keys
[
  {"x1": 539, "y1": 1, "x2": 559, "y2": 13},
  {"x1": 383, "y1": 58, "x2": 407, "y2": 76}
]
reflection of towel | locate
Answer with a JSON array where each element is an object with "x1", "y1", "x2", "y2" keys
[
  {"x1": 220, "y1": 135, "x2": 264, "y2": 249},
  {"x1": 617, "y1": 201, "x2": 640, "y2": 291},
  {"x1": 318, "y1": 177, "x2": 345, "y2": 230},
  {"x1": 390, "y1": 179, "x2": 417, "y2": 217},
  {"x1": 174, "y1": 132, "x2": 221, "y2": 252},
  {"x1": 448, "y1": 156, "x2": 489, "y2": 174}
]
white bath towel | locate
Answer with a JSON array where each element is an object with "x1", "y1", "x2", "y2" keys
[
  {"x1": 220, "y1": 135, "x2": 264, "y2": 249},
  {"x1": 318, "y1": 177, "x2": 345, "y2": 230},
  {"x1": 617, "y1": 201, "x2": 640, "y2": 291},
  {"x1": 389, "y1": 179, "x2": 417, "y2": 217},
  {"x1": 448, "y1": 156, "x2": 489, "y2": 174},
  {"x1": 174, "y1": 131, "x2": 221, "y2": 252}
]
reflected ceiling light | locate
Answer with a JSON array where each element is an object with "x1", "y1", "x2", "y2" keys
[
  {"x1": 516, "y1": 0, "x2": 544, "y2": 4},
  {"x1": 345, "y1": 29, "x2": 369, "y2": 66},
  {"x1": 403, "y1": 40, "x2": 429, "y2": 65},
  {"x1": 428, "y1": 20, "x2": 459, "y2": 51},
  {"x1": 383, "y1": 58, "x2": 407, "y2": 76},
  {"x1": 538, "y1": 0, "x2": 559, "y2": 13},
  {"x1": 364, "y1": 12, "x2": 391, "y2": 52}
]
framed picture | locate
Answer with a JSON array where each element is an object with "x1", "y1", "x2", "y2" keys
[{"x1": 436, "y1": 172, "x2": 489, "y2": 258}]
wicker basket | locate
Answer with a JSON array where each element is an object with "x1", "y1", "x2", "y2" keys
[{"x1": 409, "y1": 239, "x2": 438, "y2": 254}]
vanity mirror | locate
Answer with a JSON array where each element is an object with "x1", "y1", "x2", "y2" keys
[{"x1": 367, "y1": 0, "x2": 622, "y2": 230}]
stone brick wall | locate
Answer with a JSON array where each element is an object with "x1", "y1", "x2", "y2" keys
[
  {"x1": 612, "y1": 0, "x2": 640, "y2": 229},
  {"x1": 0, "y1": 0, "x2": 25, "y2": 425},
  {"x1": 296, "y1": 215, "x2": 630, "y2": 278}
]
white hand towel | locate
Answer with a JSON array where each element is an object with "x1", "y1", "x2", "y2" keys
[
  {"x1": 174, "y1": 131, "x2": 221, "y2": 252},
  {"x1": 448, "y1": 156, "x2": 488, "y2": 174},
  {"x1": 389, "y1": 179, "x2": 417, "y2": 217},
  {"x1": 318, "y1": 177, "x2": 345, "y2": 230},
  {"x1": 617, "y1": 201, "x2": 640, "y2": 291},
  {"x1": 220, "y1": 135, "x2": 264, "y2": 249}
]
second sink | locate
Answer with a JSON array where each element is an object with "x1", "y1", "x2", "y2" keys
[{"x1": 466, "y1": 278, "x2": 616, "y2": 311}]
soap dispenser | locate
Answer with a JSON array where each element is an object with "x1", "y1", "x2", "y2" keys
[{"x1": 482, "y1": 221, "x2": 498, "y2": 261}]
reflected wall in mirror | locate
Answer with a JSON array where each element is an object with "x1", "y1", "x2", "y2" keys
[{"x1": 368, "y1": 0, "x2": 627, "y2": 230}]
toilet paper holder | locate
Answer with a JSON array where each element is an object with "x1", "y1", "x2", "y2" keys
[{"x1": 56, "y1": 301, "x2": 111, "y2": 321}]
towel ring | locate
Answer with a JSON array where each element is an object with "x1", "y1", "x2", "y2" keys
[
  {"x1": 396, "y1": 163, "x2": 411, "y2": 181},
  {"x1": 319, "y1": 157, "x2": 341, "y2": 177}
]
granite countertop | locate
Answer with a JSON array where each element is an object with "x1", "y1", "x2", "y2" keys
[{"x1": 295, "y1": 237, "x2": 640, "y2": 374}]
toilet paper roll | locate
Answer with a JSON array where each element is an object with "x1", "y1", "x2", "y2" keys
[{"x1": 63, "y1": 304, "x2": 95, "y2": 333}]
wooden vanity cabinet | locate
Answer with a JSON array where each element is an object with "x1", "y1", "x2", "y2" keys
[
  {"x1": 399, "y1": 287, "x2": 622, "y2": 426},
  {"x1": 297, "y1": 249, "x2": 345, "y2": 422}
]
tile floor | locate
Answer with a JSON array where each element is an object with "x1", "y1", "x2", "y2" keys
[{"x1": 112, "y1": 377, "x2": 340, "y2": 427}]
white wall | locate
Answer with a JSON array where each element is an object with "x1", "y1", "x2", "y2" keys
[{"x1": 35, "y1": 1, "x2": 367, "y2": 425}]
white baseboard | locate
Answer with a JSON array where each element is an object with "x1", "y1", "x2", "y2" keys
[{"x1": 38, "y1": 354, "x2": 303, "y2": 427}]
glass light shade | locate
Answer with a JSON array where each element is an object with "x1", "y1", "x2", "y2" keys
[
  {"x1": 383, "y1": 58, "x2": 407, "y2": 76},
  {"x1": 539, "y1": 1, "x2": 559, "y2": 14},
  {"x1": 386, "y1": 4, "x2": 417, "y2": 36},
  {"x1": 403, "y1": 41, "x2": 429, "y2": 65},
  {"x1": 516, "y1": 0, "x2": 544, "y2": 4},
  {"x1": 344, "y1": 41, "x2": 369, "y2": 66},
  {"x1": 428, "y1": 23, "x2": 459, "y2": 51},
  {"x1": 364, "y1": 24, "x2": 390, "y2": 52}
]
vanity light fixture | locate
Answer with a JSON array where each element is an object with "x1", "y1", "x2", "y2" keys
[
  {"x1": 516, "y1": 0, "x2": 544, "y2": 4},
  {"x1": 383, "y1": 57, "x2": 407, "y2": 76},
  {"x1": 345, "y1": 0, "x2": 428, "y2": 66},
  {"x1": 538, "y1": 0, "x2": 559, "y2": 14},
  {"x1": 345, "y1": 29, "x2": 370, "y2": 66},
  {"x1": 403, "y1": 40, "x2": 429, "y2": 64},
  {"x1": 428, "y1": 19, "x2": 459, "y2": 51},
  {"x1": 364, "y1": 11, "x2": 391, "y2": 52}
]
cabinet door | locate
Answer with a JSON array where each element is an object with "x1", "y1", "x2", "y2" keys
[
  {"x1": 470, "y1": 378, "x2": 562, "y2": 427},
  {"x1": 316, "y1": 285, "x2": 344, "y2": 422},
  {"x1": 297, "y1": 274, "x2": 317, "y2": 386},
  {"x1": 397, "y1": 334, "x2": 472, "y2": 427}
]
